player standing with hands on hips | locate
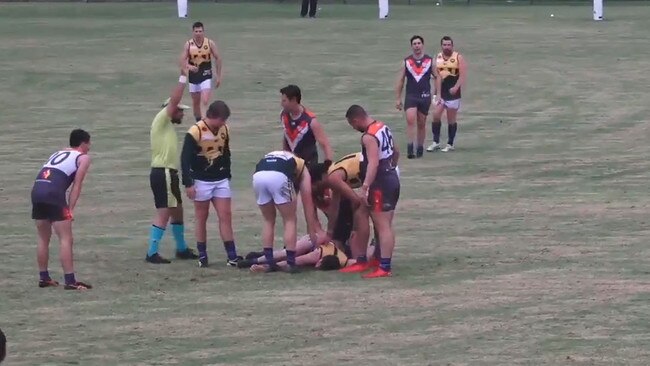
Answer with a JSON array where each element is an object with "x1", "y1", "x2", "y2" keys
[
  {"x1": 395, "y1": 35, "x2": 433, "y2": 159},
  {"x1": 428, "y1": 36, "x2": 467, "y2": 153},
  {"x1": 180, "y1": 22, "x2": 222, "y2": 122}
]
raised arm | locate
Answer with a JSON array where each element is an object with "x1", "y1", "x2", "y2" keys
[
  {"x1": 166, "y1": 69, "x2": 188, "y2": 117},
  {"x1": 68, "y1": 154, "x2": 91, "y2": 213},
  {"x1": 310, "y1": 119, "x2": 333, "y2": 162}
]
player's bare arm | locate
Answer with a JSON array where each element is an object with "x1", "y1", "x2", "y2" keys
[
  {"x1": 395, "y1": 64, "x2": 406, "y2": 110},
  {"x1": 209, "y1": 39, "x2": 222, "y2": 88},
  {"x1": 299, "y1": 169, "x2": 323, "y2": 245},
  {"x1": 180, "y1": 41, "x2": 197, "y2": 73},
  {"x1": 451, "y1": 54, "x2": 467, "y2": 95},
  {"x1": 166, "y1": 69, "x2": 189, "y2": 117},
  {"x1": 310, "y1": 119, "x2": 334, "y2": 162},
  {"x1": 392, "y1": 142, "x2": 401, "y2": 168},
  {"x1": 328, "y1": 171, "x2": 361, "y2": 208},
  {"x1": 360, "y1": 134, "x2": 379, "y2": 200},
  {"x1": 325, "y1": 190, "x2": 341, "y2": 237},
  {"x1": 68, "y1": 154, "x2": 91, "y2": 213},
  {"x1": 433, "y1": 67, "x2": 442, "y2": 102}
]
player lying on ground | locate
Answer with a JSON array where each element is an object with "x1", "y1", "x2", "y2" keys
[{"x1": 249, "y1": 236, "x2": 378, "y2": 272}]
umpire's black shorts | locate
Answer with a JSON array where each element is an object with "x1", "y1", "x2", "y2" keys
[{"x1": 150, "y1": 168, "x2": 182, "y2": 209}]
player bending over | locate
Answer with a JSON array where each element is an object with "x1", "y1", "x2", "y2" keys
[
  {"x1": 251, "y1": 151, "x2": 328, "y2": 273},
  {"x1": 31, "y1": 129, "x2": 93, "y2": 290}
]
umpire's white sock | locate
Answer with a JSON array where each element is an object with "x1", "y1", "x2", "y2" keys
[{"x1": 378, "y1": 0, "x2": 389, "y2": 19}]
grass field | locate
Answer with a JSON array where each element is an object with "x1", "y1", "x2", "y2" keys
[{"x1": 1, "y1": 2, "x2": 650, "y2": 365}]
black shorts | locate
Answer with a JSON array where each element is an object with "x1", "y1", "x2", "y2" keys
[
  {"x1": 368, "y1": 172, "x2": 401, "y2": 212},
  {"x1": 404, "y1": 95, "x2": 432, "y2": 115},
  {"x1": 332, "y1": 198, "x2": 353, "y2": 243},
  {"x1": 150, "y1": 168, "x2": 182, "y2": 209},
  {"x1": 32, "y1": 203, "x2": 72, "y2": 222}
]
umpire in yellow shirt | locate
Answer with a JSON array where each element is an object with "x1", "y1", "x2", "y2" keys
[
  {"x1": 146, "y1": 71, "x2": 199, "y2": 264},
  {"x1": 181, "y1": 100, "x2": 242, "y2": 268}
]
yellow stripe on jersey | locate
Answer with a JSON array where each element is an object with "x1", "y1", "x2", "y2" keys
[
  {"x1": 319, "y1": 242, "x2": 348, "y2": 267},
  {"x1": 328, "y1": 152, "x2": 362, "y2": 189},
  {"x1": 436, "y1": 51, "x2": 459, "y2": 79}
]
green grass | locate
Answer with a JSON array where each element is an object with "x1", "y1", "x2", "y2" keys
[{"x1": 2, "y1": 2, "x2": 650, "y2": 365}]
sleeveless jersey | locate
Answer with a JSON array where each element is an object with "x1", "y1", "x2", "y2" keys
[
  {"x1": 360, "y1": 121, "x2": 396, "y2": 181},
  {"x1": 31, "y1": 149, "x2": 83, "y2": 205},
  {"x1": 319, "y1": 242, "x2": 349, "y2": 268},
  {"x1": 436, "y1": 51, "x2": 461, "y2": 101},
  {"x1": 404, "y1": 54, "x2": 433, "y2": 97},
  {"x1": 281, "y1": 107, "x2": 318, "y2": 165},
  {"x1": 187, "y1": 37, "x2": 212, "y2": 84},
  {"x1": 255, "y1": 150, "x2": 306, "y2": 187},
  {"x1": 150, "y1": 108, "x2": 178, "y2": 170},
  {"x1": 186, "y1": 120, "x2": 231, "y2": 181},
  {"x1": 328, "y1": 152, "x2": 363, "y2": 189}
]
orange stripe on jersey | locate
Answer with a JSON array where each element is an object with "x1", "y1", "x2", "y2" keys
[
  {"x1": 304, "y1": 108, "x2": 317, "y2": 119},
  {"x1": 366, "y1": 121, "x2": 385, "y2": 136}
]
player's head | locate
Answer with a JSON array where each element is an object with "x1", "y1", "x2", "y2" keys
[
  {"x1": 316, "y1": 255, "x2": 342, "y2": 270},
  {"x1": 410, "y1": 35, "x2": 424, "y2": 53},
  {"x1": 0, "y1": 327, "x2": 7, "y2": 363},
  {"x1": 192, "y1": 22, "x2": 204, "y2": 39},
  {"x1": 205, "y1": 100, "x2": 230, "y2": 127},
  {"x1": 345, "y1": 104, "x2": 368, "y2": 132},
  {"x1": 69, "y1": 129, "x2": 91, "y2": 153},
  {"x1": 440, "y1": 35, "x2": 454, "y2": 56},
  {"x1": 307, "y1": 160, "x2": 333, "y2": 202},
  {"x1": 280, "y1": 84, "x2": 302, "y2": 113}
]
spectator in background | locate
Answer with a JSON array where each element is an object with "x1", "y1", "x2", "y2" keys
[
  {"x1": 301, "y1": 0, "x2": 318, "y2": 18},
  {"x1": 0, "y1": 328, "x2": 6, "y2": 363}
]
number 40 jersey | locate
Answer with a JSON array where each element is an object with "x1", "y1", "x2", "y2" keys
[{"x1": 31, "y1": 149, "x2": 83, "y2": 205}]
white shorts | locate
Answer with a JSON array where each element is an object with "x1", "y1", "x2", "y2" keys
[
  {"x1": 189, "y1": 79, "x2": 211, "y2": 93},
  {"x1": 252, "y1": 170, "x2": 294, "y2": 206},
  {"x1": 442, "y1": 98, "x2": 461, "y2": 110},
  {"x1": 194, "y1": 178, "x2": 231, "y2": 201}
]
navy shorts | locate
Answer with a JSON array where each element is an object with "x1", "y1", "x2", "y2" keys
[
  {"x1": 404, "y1": 95, "x2": 432, "y2": 115},
  {"x1": 32, "y1": 203, "x2": 72, "y2": 222},
  {"x1": 367, "y1": 172, "x2": 400, "y2": 212}
]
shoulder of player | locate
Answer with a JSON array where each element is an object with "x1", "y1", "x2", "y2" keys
[
  {"x1": 186, "y1": 122, "x2": 203, "y2": 140},
  {"x1": 303, "y1": 107, "x2": 317, "y2": 119},
  {"x1": 366, "y1": 121, "x2": 386, "y2": 135}
]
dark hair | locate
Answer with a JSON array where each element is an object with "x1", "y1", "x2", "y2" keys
[
  {"x1": 192, "y1": 22, "x2": 203, "y2": 30},
  {"x1": 280, "y1": 85, "x2": 302, "y2": 104},
  {"x1": 410, "y1": 35, "x2": 424, "y2": 44},
  {"x1": 69, "y1": 129, "x2": 90, "y2": 148},
  {"x1": 320, "y1": 255, "x2": 342, "y2": 270},
  {"x1": 440, "y1": 35, "x2": 453, "y2": 45},
  {"x1": 206, "y1": 100, "x2": 231, "y2": 120},
  {"x1": 345, "y1": 104, "x2": 366, "y2": 120},
  {"x1": 0, "y1": 328, "x2": 6, "y2": 363},
  {"x1": 307, "y1": 160, "x2": 333, "y2": 183}
]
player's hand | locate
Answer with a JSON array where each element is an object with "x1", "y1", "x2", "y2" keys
[
  {"x1": 450, "y1": 86, "x2": 459, "y2": 96},
  {"x1": 358, "y1": 185, "x2": 370, "y2": 205},
  {"x1": 395, "y1": 99, "x2": 403, "y2": 111},
  {"x1": 185, "y1": 186, "x2": 196, "y2": 200},
  {"x1": 214, "y1": 79, "x2": 221, "y2": 89},
  {"x1": 188, "y1": 65, "x2": 198, "y2": 73}
]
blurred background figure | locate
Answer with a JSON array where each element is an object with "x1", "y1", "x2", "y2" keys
[{"x1": 301, "y1": 0, "x2": 318, "y2": 18}]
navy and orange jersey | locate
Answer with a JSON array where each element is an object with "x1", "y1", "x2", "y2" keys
[
  {"x1": 436, "y1": 51, "x2": 461, "y2": 101},
  {"x1": 281, "y1": 107, "x2": 318, "y2": 166},
  {"x1": 404, "y1": 54, "x2": 433, "y2": 97},
  {"x1": 31, "y1": 149, "x2": 83, "y2": 205},
  {"x1": 328, "y1": 152, "x2": 362, "y2": 189},
  {"x1": 187, "y1": 37, "x2": 213, "y2": 84},
  {"x1": 360, "y1": 121, "x2": 397, "y2": 181},
  {"x1": 181, "y1": 120, "x2": 231, "y2": 187}
]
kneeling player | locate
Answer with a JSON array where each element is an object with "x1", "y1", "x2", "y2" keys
[{"x1": 251, "y1": 150, "x2": 328, "y2": 272}]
